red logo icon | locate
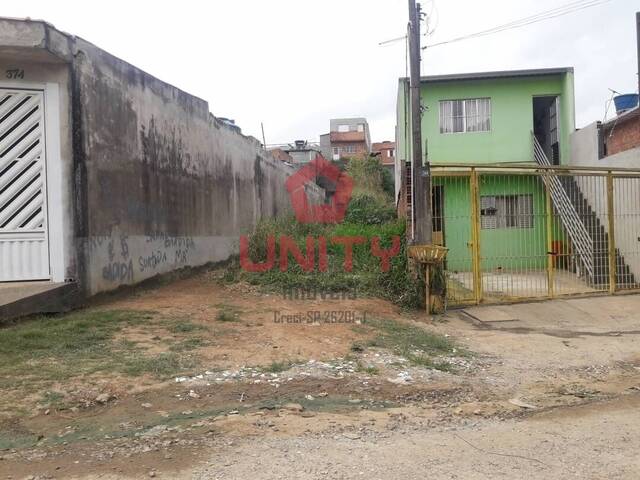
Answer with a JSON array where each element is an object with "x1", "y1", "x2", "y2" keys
[{"x1": 285, "y1": 155, "x2": 354, "y2": 224}]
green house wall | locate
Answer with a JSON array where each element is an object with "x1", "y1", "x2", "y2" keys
[
  {"x1": 397, "y1": 70, "x2": 575, "y2": 272},
  {"x1": 434, "y1": 175, "x2": 547, "y2": 272},
  {"x1": 396, "y1": 71, "x2": 575, "y2": 167}
]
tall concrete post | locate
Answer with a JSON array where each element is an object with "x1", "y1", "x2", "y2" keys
[{"x1": 408, "y1": 0, "x2": 431, "y2": 244}]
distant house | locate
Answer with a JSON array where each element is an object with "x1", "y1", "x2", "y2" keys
[
  {"x1": 269, "y1": 141, "x2": 322, "y2": 169},
  {"x1": 602, "y1": 105, "x2": 640, "y2": 157},
  {"x1": 320, "y1": 118, "x2": 371, "y2": 161},
  {"x1": 270, "y1": 147, "x2": 294, "y2": 164},
  {"x1": 372, "y1": 141, "x2": 395, "y2": 175}
]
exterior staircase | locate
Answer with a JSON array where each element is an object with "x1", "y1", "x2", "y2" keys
[{"x1": 533, "y1": 134, "x2": 635, "y2": 288}]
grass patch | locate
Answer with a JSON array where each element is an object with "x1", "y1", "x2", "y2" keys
[
  {"x1": 169, "y1": 337, "x2": 208, "y2": 352},
  {"x1": 0, "y1": 309, "x2": 202, "y2": 404},
  {"x1": 215, "y1": 304, "x2": 241, "y2": 322},
  {"x1": 262, "y1": 360, "x2": 296, "y2": 373},
  {"x1": 123, "y1": 352, "x2": 197, "y2": 377},
  {"x1": 166, "y1": 320, "x2": 207, "y2": 334},
  {"x1": 358, "y1": 318, "x2": 460, "y2": 372},
  {"x1": 356, "y1": 363, "x2": 380, "y2": 375}
]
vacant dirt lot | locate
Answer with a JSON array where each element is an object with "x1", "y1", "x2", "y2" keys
[{"x1": 1, "y1": 268, "x2": 639, "y2": 479}]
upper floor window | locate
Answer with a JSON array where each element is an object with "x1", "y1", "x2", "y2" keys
[
  {"x1": 343, "y1": 145, "x2": 357, "y2": 154},
  {"x1": 439, "y1": 98, "x2": 491, "y2": 134},
  {"x1": 338, "y1": 124, "x2": 349, "y2": 132}
]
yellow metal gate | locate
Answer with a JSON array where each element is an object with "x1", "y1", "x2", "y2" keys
[{"x1": 432, "y1": 165, "x2": 640, "y2": 306}]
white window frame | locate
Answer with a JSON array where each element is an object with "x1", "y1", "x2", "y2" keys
[
  {"x1": 338, "y1": 124, "x2": 349, "y2": 132},
  {"x1": 439, "y1": 98, "x2": 491, "y2": 134}
]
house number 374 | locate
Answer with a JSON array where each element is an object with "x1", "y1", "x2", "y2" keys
[{"x1": 6, "y1": 69, "x2": 25, "y2": 79}]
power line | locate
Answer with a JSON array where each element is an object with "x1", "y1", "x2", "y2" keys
[{"x1": 424, "y1": 0, "x2": 614, "y2": 49}]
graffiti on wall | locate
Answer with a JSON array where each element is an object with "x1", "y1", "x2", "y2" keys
[{"x1": 88, "y1": 229, "x2": 197, "y2": 285}]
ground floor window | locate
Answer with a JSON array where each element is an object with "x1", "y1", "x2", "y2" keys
[{"x1": 480, "y1": 194, "x2": 533, "y2": 229}]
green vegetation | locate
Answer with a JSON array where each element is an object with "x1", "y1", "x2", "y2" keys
[
  {"x1": 0, "y1": 309, "x2": 203, "y2": 395},
  {"x1": 262, "y1": 360, "x2": 296, "y2": 373},
  {"x1": 355, "y1": 363, "x2": 380, "y2": 375},
  {"x1": 359, "y1": 318, "x2": 460, "y2": 372},
  {"x1": 224, "y1": 156, "x2": 425, "y2": 309},
  {"x1": 215, "y1": 303, "x2": 242, "y2": 322},
  {"x1": 165, "y1": 318, "x2": 207, "y2": 333},
  {"x1": 122, "y1": 352, "x2": 197, "y2": 377}
]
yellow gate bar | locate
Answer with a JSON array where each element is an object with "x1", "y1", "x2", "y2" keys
[
  {"x1": 607, "y1": 172, "x2": 616, "y2": 294},
  {"x1": 545, "y1": 172, "x2": 554, "y2": 298},
  {"x1": 470, "y1": 168, "x2": 482, "y2": 304}
]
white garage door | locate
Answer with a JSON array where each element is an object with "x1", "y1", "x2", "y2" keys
[{"x1": 0, "y1": 88, "x2": 50, "y2": 281}]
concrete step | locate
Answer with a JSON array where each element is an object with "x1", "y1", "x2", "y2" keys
[{"x1": 0, "y1": 281, "x2": 80, "y2": 322}]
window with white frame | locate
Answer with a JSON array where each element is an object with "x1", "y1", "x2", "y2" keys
[
  {"x1": 480, "y1": 194, "x2": 533, "y2": 229},
  {"x1": 338, "y1": 124, "x2": 349, "y2": 132},
  {"x1": 439, "y1": 98, "x2": 491, "y2": 134}
]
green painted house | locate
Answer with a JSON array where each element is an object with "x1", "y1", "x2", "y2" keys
[{"x1": 395, "y1": 68, "x2": 576, "y2": 280}]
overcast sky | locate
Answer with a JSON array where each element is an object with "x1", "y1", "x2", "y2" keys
[{"x1": 4, "y1": 0, "x2": 639, "y2": 144}]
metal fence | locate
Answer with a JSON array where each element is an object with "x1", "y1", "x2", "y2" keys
[{"x1": 431, "y1": 164, "x2": 640, "y2": 306}]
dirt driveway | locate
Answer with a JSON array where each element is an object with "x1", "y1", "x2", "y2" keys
[{"x1": 1, "y1": 269, "x2": 639, "y2": 479}]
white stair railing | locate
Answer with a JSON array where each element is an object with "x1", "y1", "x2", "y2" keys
[{"x1": 532, "y1": 134, "x2": 594, "y2": 280}]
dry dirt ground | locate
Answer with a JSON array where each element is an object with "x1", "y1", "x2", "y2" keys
[{"x1": 1, "y1": 269, "x2": 640, "y2": 479}]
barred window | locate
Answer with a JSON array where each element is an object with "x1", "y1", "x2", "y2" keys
[
  {"x1": 439, "y1": 98, "x2": 491, "y2": 133},
  {"x1": 480, "y1": 194, "x2": 533, "y2": 229}
]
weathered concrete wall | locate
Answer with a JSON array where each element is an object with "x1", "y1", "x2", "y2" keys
[
  {"x1": 0, "y1": 19, "x2": 322, "y2": 296},
  {"x1": 72, "y1": 38, "x2": 317, "y2": 294}
]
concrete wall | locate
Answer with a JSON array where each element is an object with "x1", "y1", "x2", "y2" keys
[
  {"x1": 570, "y1": 122, "x2": 640, "y2": 280},
  {"x1": 0, "y1": 19, "x2": 321, "y2": 296}
]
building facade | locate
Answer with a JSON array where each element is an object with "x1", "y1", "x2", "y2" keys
[
  {"x1": 396, "y1": 68, "x2": 577, "y2": 273},
  {"x1": 372, "y1": 141, "x2": 395, "y2": 175},
  {"x1": 320, "y1": 118, "x2": 371, "y2": 161}
]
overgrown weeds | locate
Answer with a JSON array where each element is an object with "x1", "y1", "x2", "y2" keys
[
  {"x1": 357, "y1": 318, "x2": 461, "y2": 372},
  {"x1": 0, "y1": 309, "x2": 204, "y2": 400},
  {"x1": 215, "y1": 304, "x2": 242, "y2": 322},
  {"x1": 221, "y1": 154, "x2": 424, "y2": 308}
]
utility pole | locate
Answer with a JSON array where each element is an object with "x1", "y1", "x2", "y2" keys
[{"x1": 408, "y1": 0, "x2": 431, "y2": 244}]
